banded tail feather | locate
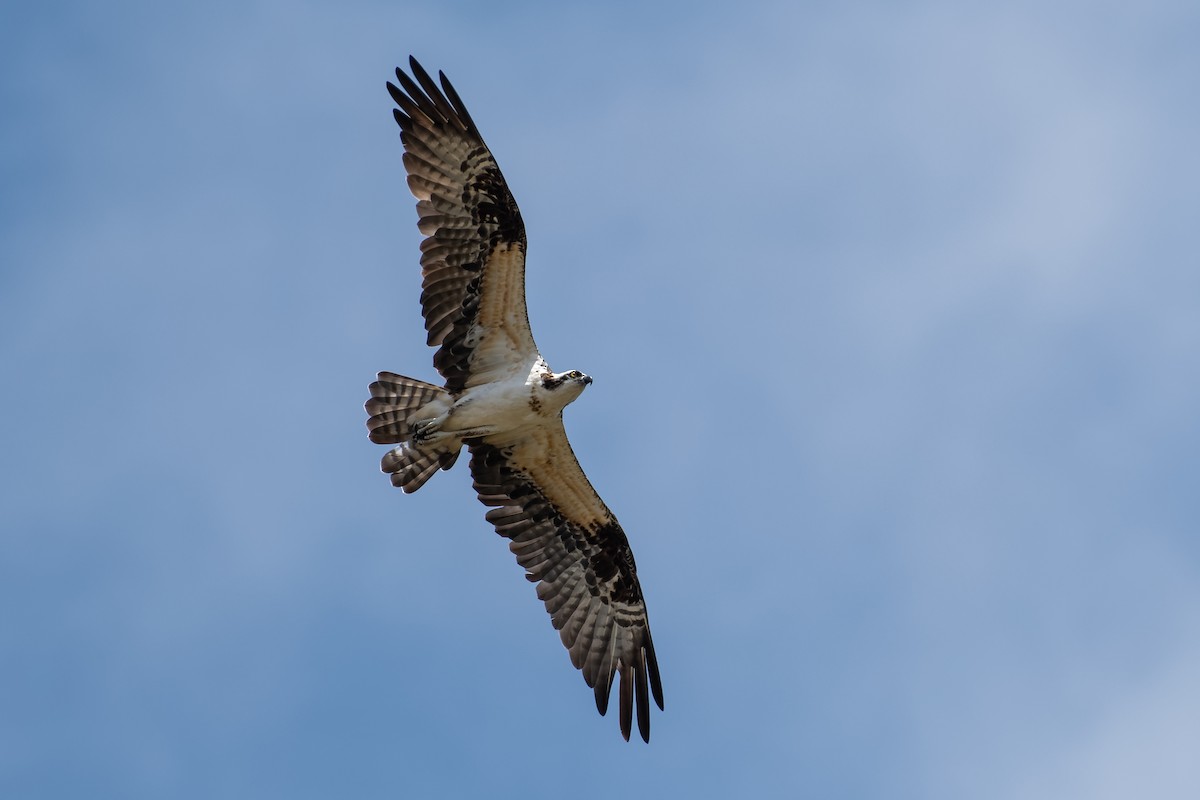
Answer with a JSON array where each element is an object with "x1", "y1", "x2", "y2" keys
[
  {"x1": 366, "y1": 372, "x2": 445, "y2": 444},
  {"x1": 380, "y1": 441, "x2": 460, "y2": 493},
  {"x1": 366, "y1": 371, "x2": 460, "y2": 493}
]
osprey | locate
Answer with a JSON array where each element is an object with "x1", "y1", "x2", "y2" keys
[{"x1": 365, "y1": 57, "x2": 663, "y2": 742}]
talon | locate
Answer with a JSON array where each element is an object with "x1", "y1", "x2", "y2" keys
[{"x1": 412, "y1": 418, "x2": 441, "y2": 443}]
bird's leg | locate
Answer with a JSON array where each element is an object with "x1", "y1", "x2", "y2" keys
[{"x1": 443, "y1": 425, "x2": 497, "y2": 440}]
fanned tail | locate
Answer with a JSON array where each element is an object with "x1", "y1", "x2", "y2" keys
[
  {"x1": 366, "y1": 372, "x2": 446, "y2": 444},
  {"x1": 366, "y1": 371, "x2": 461, "y2": 493},
  {"x1": 380, "y1": 441, "x2": 460, "y2": 493}
]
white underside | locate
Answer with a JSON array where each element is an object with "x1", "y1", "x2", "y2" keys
[{"x1": 418, "y1": 357, "x2": 580, "y2": 446}]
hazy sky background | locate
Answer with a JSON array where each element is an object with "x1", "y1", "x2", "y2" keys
[{"x1": 3, "y1": 1, "x2": 1199, "y2": 797}]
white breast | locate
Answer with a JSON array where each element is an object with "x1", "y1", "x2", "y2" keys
[{"x1": 444, "y1": 359, "x2": 552, "y2": 438}]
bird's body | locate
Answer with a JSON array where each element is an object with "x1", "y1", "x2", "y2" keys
[
  {"x1": 365, "y1": 57, "x2": 663, "y2": 742},
  {"x1": 399, "y1": 358, "x2": 589, "y2": 449}
]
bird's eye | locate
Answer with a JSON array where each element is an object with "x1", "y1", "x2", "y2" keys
[{"x1": 569, "y1": 370, "x2": 581, "y2": 379}]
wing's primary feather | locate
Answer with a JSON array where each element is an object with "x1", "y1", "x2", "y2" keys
[
  {"x1": 387, "y1": 57, "x2": 536, "y2": 391},
  {"x1": 468, "y1": 426, "x2": 664, "y2": 742}
]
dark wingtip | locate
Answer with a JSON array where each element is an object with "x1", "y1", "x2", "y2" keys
[
  {"x1": 646, "y1": 635, "x2": 664, "y2": 711},
  {"x1": 436, "y1": 68, "x2": 478, "y2": 134},
  {"x1": 386, "y1": 80, "x2": 405, "y2": 106},
  {"x1": 407, "y1": 56, "x2": 437, "y2": 95},
  {"x1": 618, "y1": 667, "x2": 634, "y2": 742},
  {"x1": 635, "y1": 657, "x2": 651, "y2": 743},
  {"x1": 594, "y1": 678, "x2": 611, "y2": 716}
]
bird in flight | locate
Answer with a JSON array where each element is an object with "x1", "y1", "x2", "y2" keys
[{"x1": 365, "y1": 57, "x2": 663, "y2": 742}]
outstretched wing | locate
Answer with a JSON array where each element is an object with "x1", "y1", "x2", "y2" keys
[
  {"x1": 387, "y1": 57, "x2": 537, "y2": 392},
  {"x1": 468, "y1": 427, "x2": 664, "y2": 742}
]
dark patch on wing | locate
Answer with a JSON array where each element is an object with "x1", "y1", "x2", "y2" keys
[
  {"x1": 468, "y1": 441, "x2": 664, "y2": 742},
  {"x1": 387, "y1": 57, "x2": 529, "y2": 392}
]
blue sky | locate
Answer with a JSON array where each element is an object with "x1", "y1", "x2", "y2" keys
[{"x1": 3, "y1": 0, "x2": 1199, "y2": 797}]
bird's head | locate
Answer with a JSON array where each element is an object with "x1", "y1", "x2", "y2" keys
[{"x1": 540, "y1": 369, "x2": 593, "y2": 406}]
